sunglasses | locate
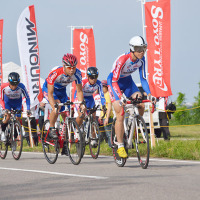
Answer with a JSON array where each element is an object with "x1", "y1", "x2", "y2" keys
[
  {"x1": 134, "y1": 45, "x2": 147, "y2": 53},
  {"x1": 64, "y1": 64, "x2": 76, "y2": 69},
  {"x1": 89, "y1": 75, "x2": 98, "y2": 80}
]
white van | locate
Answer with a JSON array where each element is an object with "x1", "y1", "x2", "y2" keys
[{"x1": 136, "y1": 83, "x2": 162, "y2": 137}]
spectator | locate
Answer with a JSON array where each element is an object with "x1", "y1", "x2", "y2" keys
[
  {"x1": 158, "y1": 97, "x2": 171, "y2": 141},
  {"x1": 99, "y1": 80, "x2": 114, "y2": 147}
]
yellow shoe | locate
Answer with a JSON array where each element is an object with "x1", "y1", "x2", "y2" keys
[{"x1": 117, "y1": 147, "x2": 128, "y2": 158}]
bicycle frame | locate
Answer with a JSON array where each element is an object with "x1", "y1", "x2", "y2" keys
[{"x1": 124, "y1": 100, "x2": 151, "y2": 148}]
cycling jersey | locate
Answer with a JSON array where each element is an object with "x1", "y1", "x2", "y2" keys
[
  {"x1": 43, "y1": 66, "x2": 82, "y2": 112},
  {"x1": 0, "y1": 82, "x2": 30, "y2": 111},
  {"x1": 82, "y1": 79, "x2": 105, "y2": 106},
  {"x1": 74, "y1": 78, "x2": 105, "y2": 109},
  {"x1": 44, "y1": 66, "x2": 82, "y2": 89},
  {"x1": 107, "y1": 52, "x2": 150, "y2": 102}
]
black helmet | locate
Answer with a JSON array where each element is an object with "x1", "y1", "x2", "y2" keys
[
  {"x1": 8, "y1": 72, "x2": 20, "y2": 86},
  {"x1": 87, "y1": 67, "x2": 99, "y2": 79}
]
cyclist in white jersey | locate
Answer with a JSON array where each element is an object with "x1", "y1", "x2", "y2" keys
[{"x1": 107, "y1": 36, "x2": 151, "y2": 158}]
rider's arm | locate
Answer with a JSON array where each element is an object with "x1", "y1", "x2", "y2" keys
[
  {"x1": 47, "y1": 83, "x2": 56, "y2": 109},
  {"x1": 139, "y1": 58, "x2": 151, "y2": 95},
  {"x1": 76, "y1": 83, "x2": 84, "y2": 102},
  {"x1": 0, "y1": 83, "x2": 7, "y2": 109},
  {"x1": 20, "y1": 83, "x2": 31, "y2": 110},
  {"x1": 107, "y1": 73, "x2": 123, "y2": 99},
  {"x1": 97, "y1": 80, "x2": 106, "y2": 106}
]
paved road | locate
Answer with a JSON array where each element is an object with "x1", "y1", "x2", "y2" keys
[{"x1": 0, "y1": 152, "x2": 200, "y2": 200}]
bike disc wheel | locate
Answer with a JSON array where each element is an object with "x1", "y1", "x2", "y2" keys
[
  {"x1": 111, "y1": 118, "x2": 127, "y2": 167},
  {"x1": 89, "y1": 120, "x2": 101, "y2": 159},
  {"x1": 42, "y1": 120, "x2": 59, "y2": 164},
  {"x1": 135, "y1": 115, "x2": 150, "y2": 169},
  {"x1": 12, "y1": 120, "x2": 23, "y2": 160},
  {"x1": 66, "y1": 118, "x2": 83, "y2": 165}
]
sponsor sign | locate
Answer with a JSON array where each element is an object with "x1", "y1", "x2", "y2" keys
[
  {"x1": 17, "y1": 5, "x2": 43, "y2": 108},
  {"x1": 72, "y1": 28, "x2": 96, "y2": 100},
  {"x1": 145, "y1": 0, "x2": 172, "y2": 97}
]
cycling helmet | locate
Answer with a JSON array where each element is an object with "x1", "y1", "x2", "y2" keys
[
  {"x1": 87, "y1": 67, "x2": 99, "y2": 79},
  {"x1": 129, "y1": 36, "x2": 147, "y2": 52},
  {"x1": 8, "y1": 72, "x2": 20, "y2": 86},
  {"x1": 62, "y1": 53, "x2": 78, "y2": 67},
  {"x1": 101, "y1": 80, "x2": 107, "y2": 87}
]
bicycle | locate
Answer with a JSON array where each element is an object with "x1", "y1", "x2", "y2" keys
[
  {"x1": 111, "y1": 96, "x2": 152, "y2": 169},
  {"x1": 80, "y1": 105, "x2": 105, "y2": 159},
  {"x1": 0, "y1": 109, "x2": 23, "y2": 160},
  {"x1": 41, "y1": 101, "x2": 83, "y2": 165}
]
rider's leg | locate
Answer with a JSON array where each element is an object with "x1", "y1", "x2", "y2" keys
[
  {"x1": 48, "y1": 99, "x2": 60, "y2": 139},
  {"x1": 112, "y1": 100, "x2": 124, "y2": 144}
]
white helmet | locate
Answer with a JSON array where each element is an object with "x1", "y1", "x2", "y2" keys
[{"x1": 129, "y1": 36, "x2": 147, "y2": 52}]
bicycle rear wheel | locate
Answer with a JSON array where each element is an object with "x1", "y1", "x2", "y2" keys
[
  {"x1": 111, "y1": 118, "x2": 127, "y2": 167},
  {"x1": 42, "y1": 120, "x2": 59, "y2": 164},
  {"x1": 11, "y1": 120, "x2": 23, "y2": 160},
  {"x1": 66, "y1": 118, "x2": 83, "y2": 165},
  {"x1": 89, "y1": 120, "x2": 101, "y2": 159},
  {"x1": 135, "y1": 115, "x2": 149, "y2": 169}
]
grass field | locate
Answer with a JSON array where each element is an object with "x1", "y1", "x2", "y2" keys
[{"x1": 21, "y1": 125, "x2": 200, "y2": 161}]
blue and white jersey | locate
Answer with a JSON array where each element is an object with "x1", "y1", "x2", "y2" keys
[{"x1": 1, "y1": 82, "x2": 30, "y2": 110}]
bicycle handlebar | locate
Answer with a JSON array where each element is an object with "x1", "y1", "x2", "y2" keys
[{"x1": 120, "y1": 98, "x2": 153, "y2": 116}]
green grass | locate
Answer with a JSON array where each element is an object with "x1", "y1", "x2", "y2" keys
[{"x1": 22, "y1": 125, "x2": 200, "y2": 161}]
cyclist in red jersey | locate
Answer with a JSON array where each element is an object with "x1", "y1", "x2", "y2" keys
[
  {"x1": 107, "y1": 36, "x2": 151, "y2": 158},
  {"x1": 44, "y1": 53, "x2": 85, "y2": 139}
]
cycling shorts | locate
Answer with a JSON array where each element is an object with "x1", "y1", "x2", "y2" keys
[
  {"x1": 5, "y1": 100, "x2": 22, "y2": 117},
  {"x1": 42, "y1": 85, "x2": 68, "y2": 112},
  {"x1": 108, "y1": 75, "x2": 139, "y2": 102}
]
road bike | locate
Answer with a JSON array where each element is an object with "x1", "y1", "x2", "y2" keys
[
  {"x1": 41, "y1": 101, "x2": 83, "y2": 165},
  {"x1": 80, "y1": 105, "x2": 104, "y2": 159},
  {"x1": 0, "y1": 109, "x2": 23, "y2": 160},
  {"x1": 111, "y1": 96, "x2": 152, "y2": 169}
]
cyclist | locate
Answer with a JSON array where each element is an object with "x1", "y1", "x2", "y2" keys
[
  {"x1": 74, "y1": 67, "x2": 107, "y2": 146},
  {"x1": 107, "y1": 36, "x2": 151, "y2": 158},
  {"x1": 0, "y1": 72, "x2": 31, "y2": 141},
  {"x1": 42, "y1": 53, "x2": 85, "y2": 141}
]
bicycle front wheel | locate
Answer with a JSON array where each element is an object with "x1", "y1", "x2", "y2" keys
[
  {"x1": 135, "y1": 115, "x2": 150, "y2": 169},
  {"x1": 11, "y1": 120, "x2": 23, "y2": 160},
  {"x1": 66, "y1": 118, "x2": 83, "y2": 165},
  {"x1": 89, "y1": 120, "x2": 101, "y2": 159},
  {"x1": 42, "y1": 120, "x2": 59, "y2": 164}
]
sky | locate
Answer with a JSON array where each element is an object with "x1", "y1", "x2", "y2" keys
[{"x1": 0, "y1": 0, "x2": 200, "y2": 103}]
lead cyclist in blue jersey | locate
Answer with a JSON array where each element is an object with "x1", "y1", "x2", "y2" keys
[{"x1": 107, "y1": 36, "x2": 151, "y2": 158}]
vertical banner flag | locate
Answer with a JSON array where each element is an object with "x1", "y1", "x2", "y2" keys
[
  {"x1": 0, "y1": 19, "x2": 3, "y2": 93},
  {"x1": 72, "y1": 28, "x2": 96, "y2": 100},
  {"x1": 145, "y1": 0, "x2": 172, "y2": 97},
  {"x1": 17, "y1": 5, "x2": 43, "y2": 108}
]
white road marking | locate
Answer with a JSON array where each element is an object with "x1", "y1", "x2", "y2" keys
[{"x1": 0, "y1": 167, "x2": 108, "y2": 180}]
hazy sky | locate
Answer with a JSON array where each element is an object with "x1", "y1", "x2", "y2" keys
[{"x1": 0, "y1": 0, "x2": 199, "y2": 103}]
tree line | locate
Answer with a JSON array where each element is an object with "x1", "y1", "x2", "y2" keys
[{"x1": 171, "y1": 82, "x2": 200, "y2": 125}]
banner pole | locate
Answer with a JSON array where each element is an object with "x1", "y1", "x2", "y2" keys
[{"x1": 140, "y1": 0, "x2": 156, "y2": 148}]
